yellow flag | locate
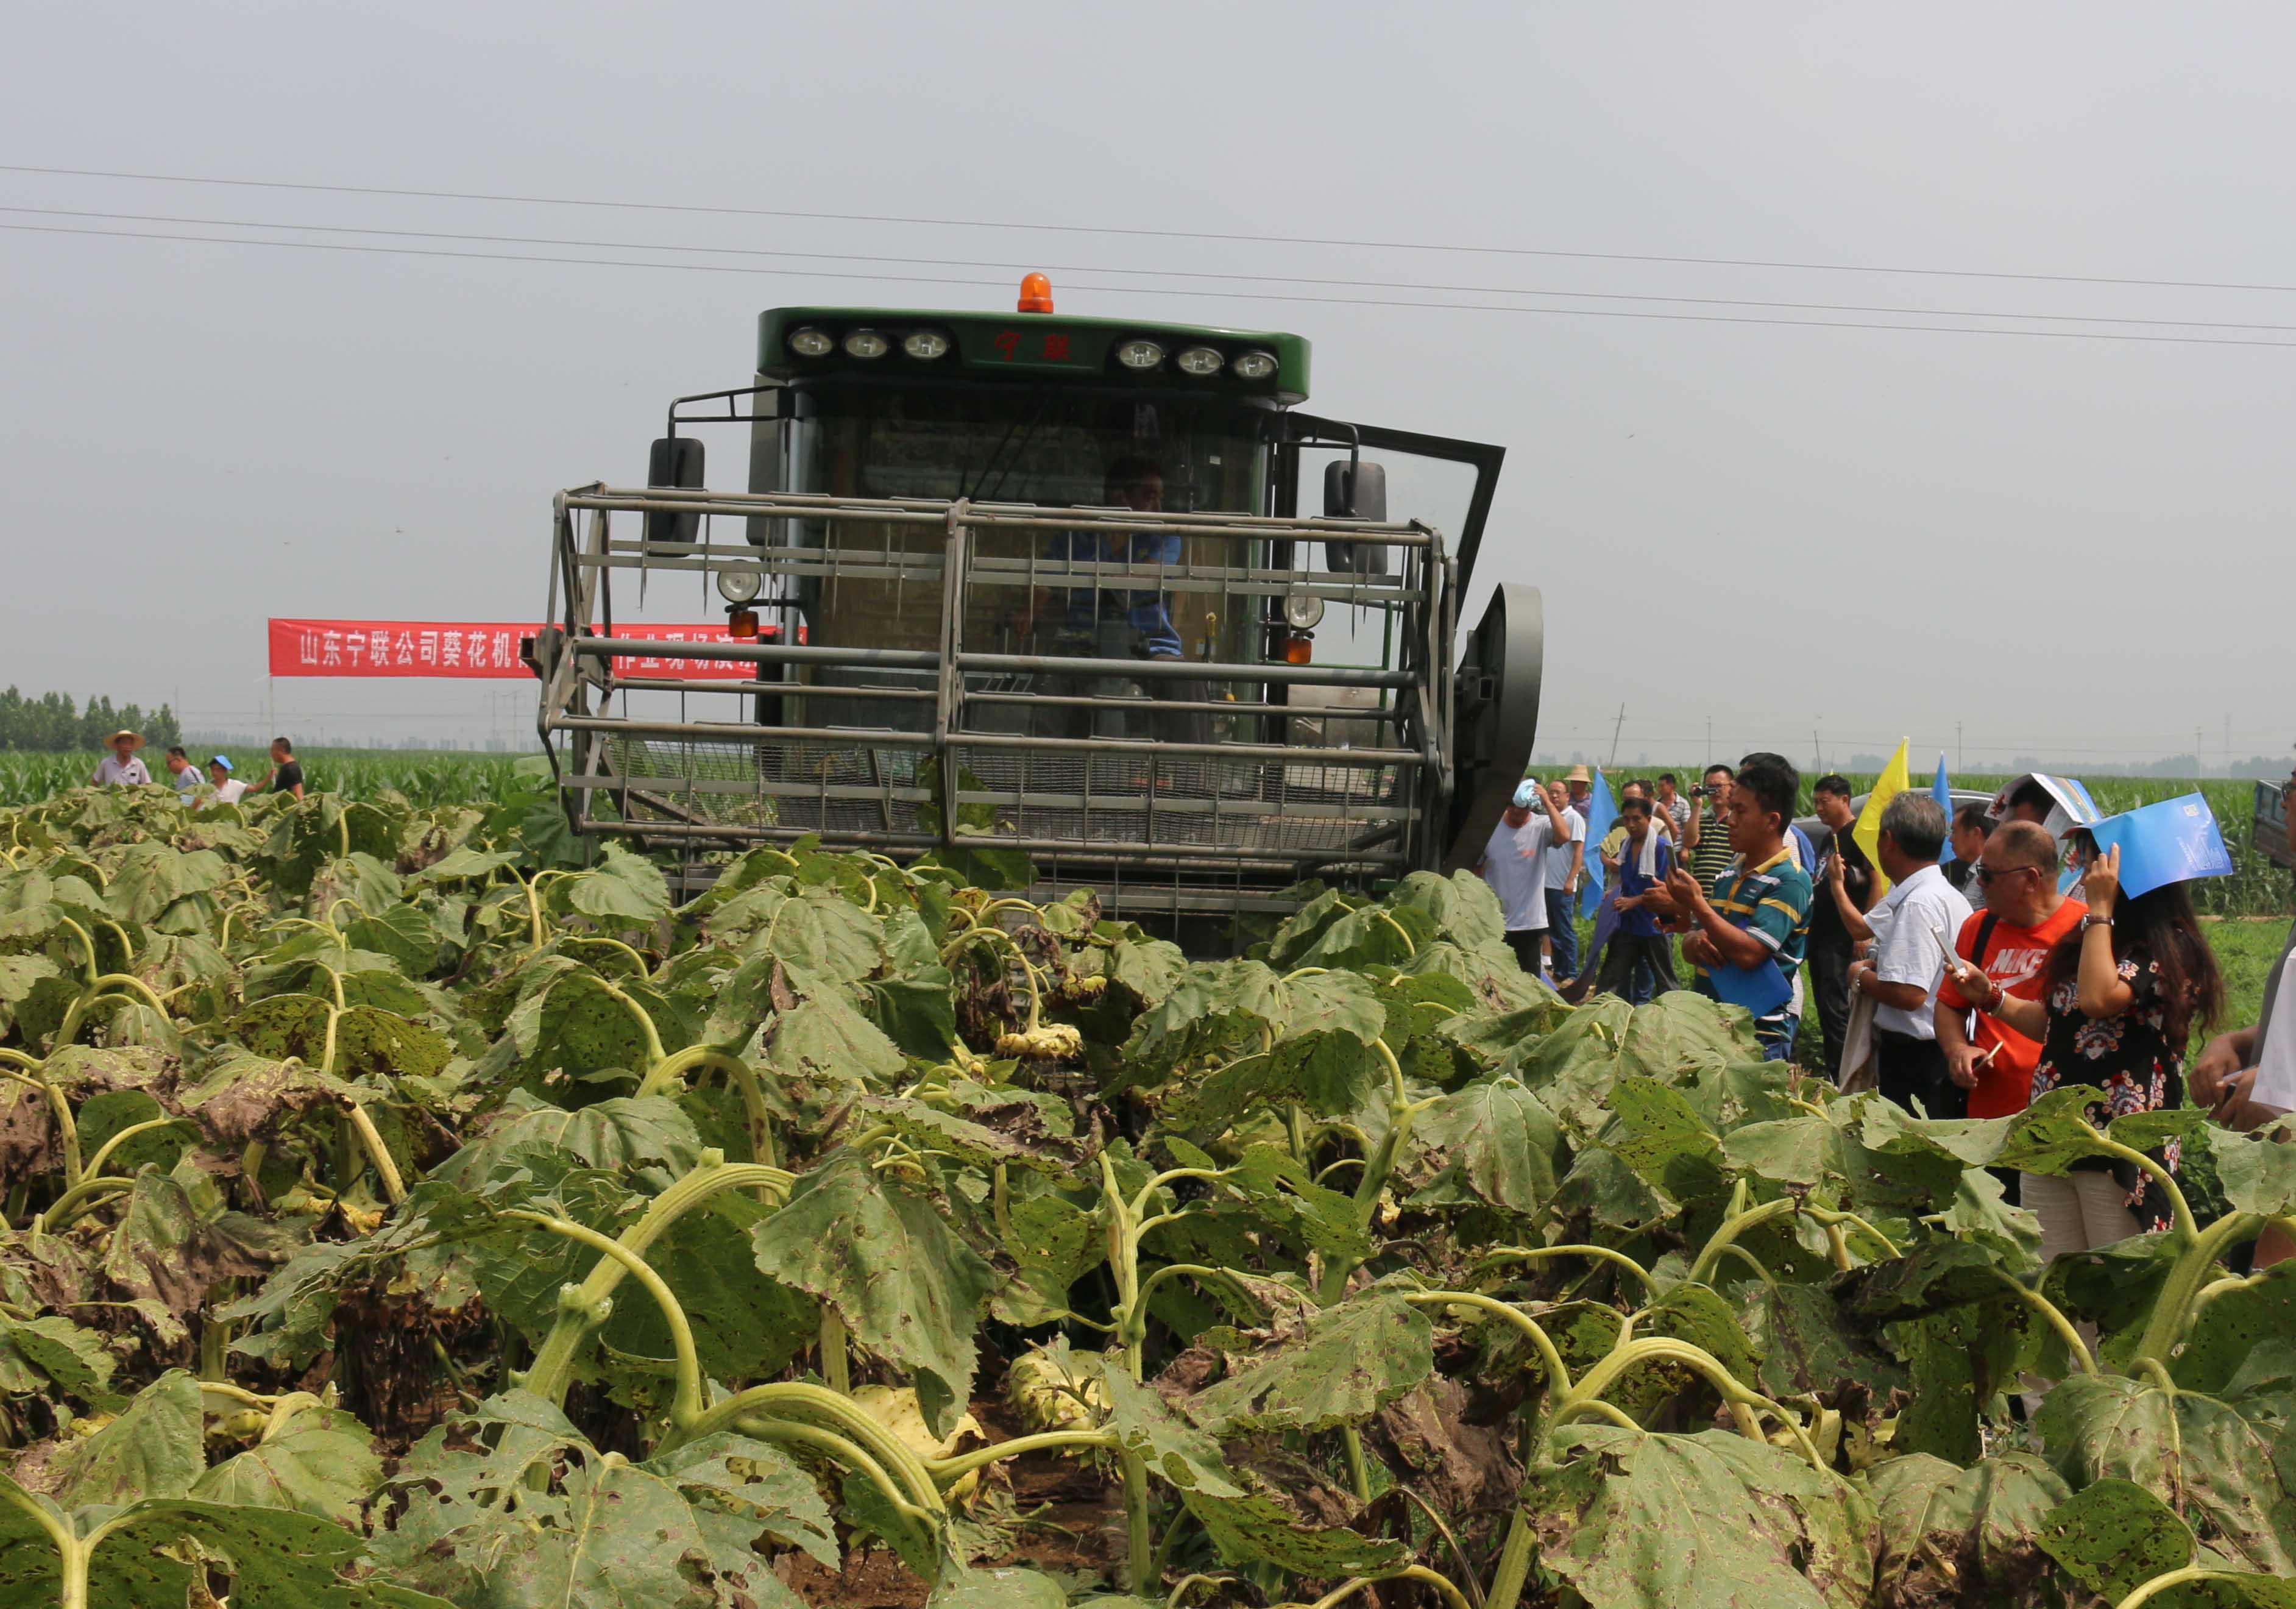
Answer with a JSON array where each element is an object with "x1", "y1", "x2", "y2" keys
[{"x1": 1852, "y1": 739, "x2": 1912, "y2": 898}]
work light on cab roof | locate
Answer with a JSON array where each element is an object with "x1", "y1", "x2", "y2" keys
[{"x1": 529, "y1": 259, "x2": 1543, "y2": 941}]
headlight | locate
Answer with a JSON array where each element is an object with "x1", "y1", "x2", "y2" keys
[
  {"x1": 1115, "y1": 338, "x2": 1164, "y2": 371},
  {"x1": 787, "y1": 327, "x2": 834, "y2": 357},
  {"x1": 715, "y1": 567, "x2": 763, "y2": 604},
  {"x1": 901, "y1": 329, "x2": 951, "y2": 360},
  {"x1": 1175, "y1": 346, "x2": 1224, "y2": 377},
  {"x1": 842, "y1": 329, "x2": 889, "y2": 359},
  {"x1": 1231, "y1": 349, "x2": 1278, "y2": 381},
  {"x1": 1284, "y1": 591, "x2": 1326, "y2": 631}
]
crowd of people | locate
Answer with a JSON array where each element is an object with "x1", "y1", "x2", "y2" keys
[
  {"x1": 1481, "y1": 753, "x2": 2296, "y2": 1282},
  {"x1": 88, "y1": 730, "x2": 305, "y2": 804}
]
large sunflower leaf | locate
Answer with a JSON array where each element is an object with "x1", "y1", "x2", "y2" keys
[
  {"x1": 2033, "y1": 1476, "x2": 2194, "y2": 1602},
  {"x1": 431, "y1": 1093, "x2": 702, "y2": 1189},
  {"x1": 2036, "y1": 1371, "x2": 2296, "y2": 1579},
  {"x1": 1599, "y1": 1075, "x2": 1728, "y2": 1205},
  {"x1": 1099, "y1": 1371, "x2": 1243, "y2": 1498},
  {"x1": 1189, "y1": 1288, "x2": 1433, "y2": 1435},
  {"x1": 1122, "y1": 960, "x2": 1385, "y2": 1083},
  {"x1": 749, "y1": 1149, "x2": 996, "y2": 1438},
  {"x1": 93, "y1": 1497, "x2": 448, "y2": 1608},
  {"x1": 104, "y1": 843, "x2": 233, "y2": 925},
  {"x1": 753, "y1": 984, "x2": 905, "y2": 1086},
  {"x1": 1525, "y1": 1426, "x2": 1875, "y2": 1609},
  {"x1": 2208, "y1": 1118, "x2": 2296, "y2": 1218},
  {"x1": 180, "y1": 1050, "x2": 363, "y2": 1147},
  {"x1": 43, "y1": 1368, "x2": 205, "y2": 1510},
  {"x1": 850, "y1": 1089, "x2": 1086, "y2": 1177},
  {"x1": 1866, "y1": 1451, "x2": 2072, "y2": 1608},
  {"x1": 927, "y1": 1568, "x2": 1069, "y2": 1609},
  {"x1": 191, "y1": 1404, "x2": 383, "y2": 1524},
  {"x1": 1409, "y1": 1074, "x2": 1567, "y2": 1216},
  {"x1": 375, "y1": 1391, "x2": 805, "y2": 1609},
  {"x1": 1179, "y1": 1485, "x2": 1405, "y2": 1577},
  {"x1": 0, "y1": 1312, "x2": 116, "y2": 1404},
  {"x1": 555, "y1": 844, "x2": 671, "y2": 926}
]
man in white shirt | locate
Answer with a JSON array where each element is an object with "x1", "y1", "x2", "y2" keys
[
  {"x1": 1846, "y1": 793, "x2": 1973, "y2": 1116},
  {"x1": 91, "y1": 730, "x2": 150, "y2": 787},
  {"x1": 205, "y1": 755, "x2": 250, "y2": 806},
  {"x1": 1542, "y1": 780, "x2": 1589, "y2": 978},
  {"x1": 1478, "y1": 778, "x2": 1573, "y2": 977}
]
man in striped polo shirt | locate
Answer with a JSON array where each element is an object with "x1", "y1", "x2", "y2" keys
[
  {"x1": 1662, "y1": 759, "x2": 1815, "y2": 1060},
  {"x1": 1683, "y1": 763, "x2": 1738, "y2": 888}
]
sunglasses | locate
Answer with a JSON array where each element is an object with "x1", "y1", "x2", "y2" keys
[{"x1": 1974, "y1": 863, "x2": 2040, "y2": 886}]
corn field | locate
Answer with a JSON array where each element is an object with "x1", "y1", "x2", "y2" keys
[{"x1": 0, "y1": 748, "x2": 536, "y2": 810}]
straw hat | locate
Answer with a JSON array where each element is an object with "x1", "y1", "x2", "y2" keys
[
  {"x1": 1564, "y1": 764, "x2": 1592, "y2": 784},
  {"x1": 106, "y1": 730, "x2": 144, "y2": 750}
]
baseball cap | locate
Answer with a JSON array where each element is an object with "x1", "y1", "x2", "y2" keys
[
  {"x1": 1512, "y1": 780, "x2": 1539, "y2": 809},
  {"x1": 208, "y1": 755, "x2": 234, "y2": 772}
]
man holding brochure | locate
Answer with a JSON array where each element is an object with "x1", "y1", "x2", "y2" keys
[
  {"x1": 1845, "y1": 794, "x2": 1973, "y2": 1116},
  {"x1": 1662, "y1": 760, "x2": 1814, "y2": 1061}
]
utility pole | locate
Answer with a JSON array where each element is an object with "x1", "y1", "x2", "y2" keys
[
  {"x1": 1813, "y1": 728, "x2": 1823, "y2": 773},
  {"x1": 1706, "y1": 716, "x2": 1713, "y2": 767},
  {"x1": 2197, "y1": 725, "x2": 2206, "y2": 781},
  {"x1": 1957, "y1": 721, "x2": 1963, "y2": 773},
  {"x1": 1607, "y1": 703, "x2": 1626, "y2": 768}
]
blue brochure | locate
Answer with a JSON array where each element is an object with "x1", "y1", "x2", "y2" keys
[
  {"x1": 2086, "y1": 792, "x2": 2234, "y2": 900},
  {"x1": 1708, "y1": 956, "x2": 1793, "y2": 1018}
]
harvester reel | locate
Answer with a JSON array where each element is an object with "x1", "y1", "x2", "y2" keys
[{"x1": 1442, "y1": 582, "x2": 1543, "y2": 873}]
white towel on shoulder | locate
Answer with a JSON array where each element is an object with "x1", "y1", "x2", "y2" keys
[{"x1": 1631, "y1": 825, "x2": 1665, "y2": 879}]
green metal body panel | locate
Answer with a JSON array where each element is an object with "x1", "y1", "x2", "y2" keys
[{"x1": 756, "y1": 307, "x2": 1312, "y2": 403}]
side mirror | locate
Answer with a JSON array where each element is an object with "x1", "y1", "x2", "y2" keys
[
  {"x1": 1322, "y1": 459, "x2": 1390, "y2": 575},
  {"x1": 645, "y1": 436, "x2": 706, "y2": 546}
]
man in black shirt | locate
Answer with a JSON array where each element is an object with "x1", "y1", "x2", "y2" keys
[
  {"x1": 254, "y1": 736, "x2": 306, "y2": 800},
  {"x1": 1805, "y1": 775, "x2": 1874, "y2": 1078},
  {"x1": 1942, "y1": 803, "x2": 1990, "y2": 895}
]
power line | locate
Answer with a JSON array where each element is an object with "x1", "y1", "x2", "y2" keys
[
  {"x1": 14, "y1": 219, "x2": 2296, "y2": 350},
  {"x1": 9, "y1": 202, "x2": 2296, "y2": 335},
  {"x1": 9, "y1": 160, "x2": 2296, "y2": 296}
]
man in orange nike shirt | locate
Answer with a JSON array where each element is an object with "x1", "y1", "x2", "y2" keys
[{"x1": 1936, "y1": 820, "x2": 2085, "y2": 1135}]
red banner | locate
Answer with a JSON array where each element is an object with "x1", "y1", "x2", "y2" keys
[{"x1": 266, "y1": 619, "x2": 784, "y2": 679}]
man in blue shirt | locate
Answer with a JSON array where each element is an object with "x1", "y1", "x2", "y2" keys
[
  {"x1": 1027, "y1": 458, "x2": 1208, "y2": 753},
  {"x1": 1595, "y1": 794, "x2": 1678, "y2": 1003}
]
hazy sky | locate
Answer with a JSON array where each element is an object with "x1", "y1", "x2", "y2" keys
[{"x1": 3, "y1": 3, "x2": 2290, "y2": 770}]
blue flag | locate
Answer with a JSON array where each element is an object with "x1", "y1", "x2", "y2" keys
[
  {"x1": 1579, "y1": 769, "x2": 1617, "y2": 920},
  {"x1": 1932, "y1": 754, "x2": 1956, "y2": 861},
  {"x1": 2087, "y1": 792, "x2": 2235, "y2": 900},
  {"x1": 1577, "y1": 887, "x2": 1625, "y2": 987}
]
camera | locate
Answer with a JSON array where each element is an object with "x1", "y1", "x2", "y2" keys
[{"x1": 1689, "y1": 784, "x2": 1712, "y2": 799}]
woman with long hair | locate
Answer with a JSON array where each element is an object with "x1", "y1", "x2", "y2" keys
[{"x1": 1986, "y1": 839, "x2": 2224, "y2": 1249}]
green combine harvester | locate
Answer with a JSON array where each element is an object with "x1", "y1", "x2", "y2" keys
[{"x1": 530, "y1": 274, "x2": 1542, "y2": 923}]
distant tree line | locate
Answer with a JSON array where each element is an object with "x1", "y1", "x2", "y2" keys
[{"x1": 0, "y1": 688, "x2": 183, "y2": 752}]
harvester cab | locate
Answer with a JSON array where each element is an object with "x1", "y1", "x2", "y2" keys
[{"x1": 531, "y1": 277, "x2": 1543, "y2": 924}]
